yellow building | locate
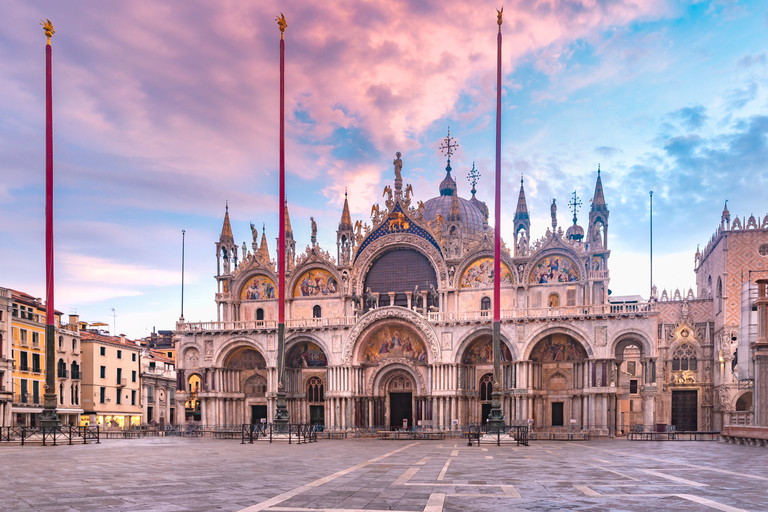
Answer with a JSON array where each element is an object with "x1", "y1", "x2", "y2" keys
[
  {"x1": 80, "y1": 331, "x2": 143, "y2": 428},
  {"x1": 8, "y1": 289, "x2": 83, "y2": 426}
]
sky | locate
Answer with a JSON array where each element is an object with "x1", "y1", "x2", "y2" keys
[{"x1": 1, "y1": 0, "x2": 767, "y2": 339}]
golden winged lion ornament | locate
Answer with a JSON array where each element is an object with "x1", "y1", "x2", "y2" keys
[
  {"x1": 276, "y1": 13, "x2": 287, "y2": 35},
  {"x1": 41, "y1": 19, "x2": 55, "y2": 43}
]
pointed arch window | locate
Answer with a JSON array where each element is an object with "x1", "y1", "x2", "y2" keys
[
  {"x1": 307, "y1": 377, "x2": 324, "y2": 403},
  {"x1": 673, "y1": 343, "x2": 698, "y2": 373},
  {"x1": 479, "y1": 373, "x2": 493, "y2": 402}
]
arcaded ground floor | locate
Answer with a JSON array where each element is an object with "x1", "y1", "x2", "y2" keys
[{"x1": 2, "y1": 437, "x2": 768, "y2": 511}]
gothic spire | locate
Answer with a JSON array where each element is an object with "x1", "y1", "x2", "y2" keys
[
  {"x1": 339, "y1": 189, "x2": 353, "y2": 231},
  {"x1": 514, "y1": 175, "x2": 528, "y2": 219},
  {"x1": 257, "y1": 223, "x2": 271, "y2": 265},
  {"x1": 284, "y1": 199, "x2": 293, "y2": 238},
  {"x1": 591, "y1": 164, "x2": 607, "y2": 211},
  {"x1": 448, "y1": 188, "x2": 462, "y2": 222},
  {"x1": 219, "y1": 202, "x2": 234, "y2": 244}
]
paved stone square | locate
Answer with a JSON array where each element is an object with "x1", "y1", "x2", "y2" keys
[{"x1": 2, "y1": 438, "x2": 768, "y2": 511}]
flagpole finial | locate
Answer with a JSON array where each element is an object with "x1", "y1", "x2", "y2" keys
[
  {"x1": 276, "y1": 13, "x2": 287, "y2": 39},
  {"x1": 41, "y1": 19, "x2": 55, "y2": 45},
  {"x1": 496, "y1": 7, "x2": 503, "y2": 31}
]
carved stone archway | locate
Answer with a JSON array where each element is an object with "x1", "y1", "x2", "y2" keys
[{"x1": 343, "y1": 306, "x2": 440, "y2": 364}]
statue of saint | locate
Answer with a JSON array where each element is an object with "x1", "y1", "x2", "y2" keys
[
  {"x1": 550, "y1": 199, "x2": 557, "y2": 228},
  {"x1": 310, "y1": 217, "x2": 317, "y2": 245},
  {"x1": 393, "y1": 151, "x2": 403, "y2": 181},
  {"x1": 250, "y1": 222, "x2": 258, "y2": 244}
]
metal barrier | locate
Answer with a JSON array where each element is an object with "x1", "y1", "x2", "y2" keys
[
  {"x1": 0, "y1": 426, "x2": 100, "y2": 446},
  {"x1": 465, "y1": 424, "x2": 529, "y2": 447},
  {"x1": 241, "y1": 423, "x2": 318, "y2": 444}
]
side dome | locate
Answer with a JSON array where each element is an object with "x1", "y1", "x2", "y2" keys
[{"x1": 423, "y1": 195, "x2": 486, "y2": 239}]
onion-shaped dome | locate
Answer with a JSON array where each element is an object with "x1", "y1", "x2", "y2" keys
[{"x1": 566, "y1": 223, "x2": 584, "y2": 242}]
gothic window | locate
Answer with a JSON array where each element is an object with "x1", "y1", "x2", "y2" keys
[
  {"x1": 363, "y1": 249, "x2": 438, "y2": 312},
  {"x1": 256, "y1": 308, "x2": 264, "y2": 321},
  {"x1": 307, "y1": 377, "x2": 324, "y2": 403},
  {"x1": 716, "y1": 277, "x2": 723, "y2": 313},
  {"x1": 673, "y1": 343, "x2": 697, "y2": 373},
  {"x1": 313, "y1": 305, "x2": 321, "y2": 318},
  {"x1": 479, "y1": 373, "x2": 493, "y2": 402}
]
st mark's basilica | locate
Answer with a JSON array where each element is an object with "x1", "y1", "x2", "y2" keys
[{"x1": 175, "y1": 136, "x2": 766, "y2": 434}]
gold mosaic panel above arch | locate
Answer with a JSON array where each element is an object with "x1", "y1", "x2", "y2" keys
[
  {"x1": 240, "y1": 275, "x2": 277, "y2": 300},
  {"x1": 359, "y1": 324, "x2": 428, "y2": 364},
  {"x1": 529, "y1": 255, "x2": 580, "y2": 284},
  {"x1": 459, "y1": 258, "x2": 514, "y2": 288},
  {"x1": 293, "y1": 268, "x2": 339, "y2": 297}
]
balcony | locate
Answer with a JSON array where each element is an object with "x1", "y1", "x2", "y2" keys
[
  {"x1": 71, "y1": 371, "x2": 82, "y2": 380},
  {"x1": 18, "y1": 338, "x2": 29, "y2": 348},
  {"x1": 176, "y1": 302, "x2": 658, "y2": 333},
  {"x1": 32, "y1": 341, "x2": 41, "y2": 350},
  {"x1": 19, "y1": 364, "x2": 29, "y2": 372},
  {"x1": 117, "y1": 378, "x2": 127, "y2": 387},
  {"x1": 58, "y1": 369, "x2": 69, "y2": 379},
  {"x1": 31, "y1": 367, "x2": 42, "y2": 374},
  {"x1": 147, "y1": 395, "x2": 155, "y2": 403}
]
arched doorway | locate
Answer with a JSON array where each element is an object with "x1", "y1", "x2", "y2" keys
[
  {"x1": 383, "y1": 371, "x2": 415, "y2": 429},
  {"x1": 285, "y1": 340, "x2": 328, "y2": 425},
  {"x1": 529, "y1": 334, "x2": 588, "y2": 427},
  {"x1": 460, "y1": 335, "x2": 513, "y2": 424},
  {"x1": 185, "y1": 374, "x2": 202, "y2": 422},
  {"x1": 224, "y1": 347, "x2": 267, "y2": 425}
]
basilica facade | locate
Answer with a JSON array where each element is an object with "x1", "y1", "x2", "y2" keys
[{"x1": 175, "y1": 149, "x2": 670, "y2": 433}]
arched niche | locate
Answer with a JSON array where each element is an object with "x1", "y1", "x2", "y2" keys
[
  {"x1": 529, "y1": 254, "x2": 581, "y2": 284},
  {"x1": 459, "y1": 258, "x2": 514, "y2": 289},
  {"x1": 239, "y1": 274, "x2": 277, "y2": 301},
  {"x1": 529, "y1": 334, "x2": 589, "y2": 362},
  {"x1": 358, "y1": 321, "x2": 429, "y2": 365},
  {"x1": 286, "y1": 341, "x2": 328, "y2": 368},
  {"x1": 460, "y1": 335, "x2": 513, "y2": 364},
  {"x1": 369, "y1": 361, "x2": 426, "y2": 397},
  {"x1": 243, "y1": 374, "x2": 267, "y2": 397},
  {"x1": 224, "y1": 347, "x2": 267, "y2": 370},
  {"x1": 293, "y1": 268, "x2": 339, "y2": 298},
  {"x1": 183, "y1": 347, "x2": 200, "y2": 369}
]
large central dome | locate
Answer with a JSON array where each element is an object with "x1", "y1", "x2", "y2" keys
[{"x1": 422, "y1": 161, "x2": 487, "y2": 241}]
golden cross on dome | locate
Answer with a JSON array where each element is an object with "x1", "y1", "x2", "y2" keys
[
  {"x1": 569, "y1": 190, "x2": 583, "y2": 223},
  {"x1": 439, "y1": 127, "x2": 459, "y2": 159}
]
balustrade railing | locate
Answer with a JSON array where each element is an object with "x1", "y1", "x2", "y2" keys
[{"x1": 178, "y1": 302, "x2": 657, "y2": 332}]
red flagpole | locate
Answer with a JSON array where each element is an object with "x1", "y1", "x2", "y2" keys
[
  {"x1": 493, "y1": 22, "x2": 502, "y2": 325},
  {"x1": 41, "y1": 19, "x2": 59, "y2": 427},
  {"x1": 490, "y1": 8, "x2": 504, "y2": 431},
  {"x1": 278, "y1": 33, "x2": 285, "y2": 324},
  {"x1": 275, "y1": 14, "x2": 289, "y2": 426},
  {"x1": 46, "y1": 39, "x2": 54, "y2": 327}
]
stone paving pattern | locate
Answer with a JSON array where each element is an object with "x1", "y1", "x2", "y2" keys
[{"x1": 2, "y1": 438, "x2": 768, "y2": 511}]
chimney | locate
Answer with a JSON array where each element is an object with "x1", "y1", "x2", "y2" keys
[
  {"x1": 69, "y1": 314, "x2": 80, "y2": 332},
  {"x1": 120, "y1": 333, "x2": 126, "y2": 345}
]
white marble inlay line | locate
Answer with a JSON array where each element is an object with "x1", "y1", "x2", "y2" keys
[{"x1": 238, "y1": 443, "x2": 419, "y2": 512}]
